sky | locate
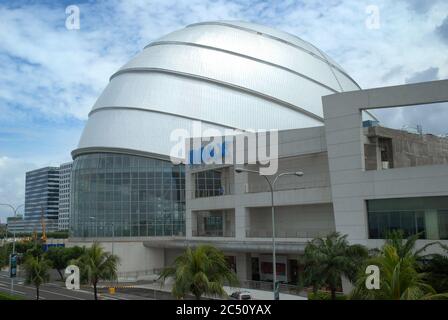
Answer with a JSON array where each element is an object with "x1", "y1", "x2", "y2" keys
[{"x1": 0, "y1": 0, "x2": 448, "y2": 220}]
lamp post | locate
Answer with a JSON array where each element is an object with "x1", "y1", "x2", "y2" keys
[
  {"x1": 234, "y1": 168, "x2": 303, "y2": 300},
  {"x1": 0, "y1": 203, "x2": 24, "y2": 294}
]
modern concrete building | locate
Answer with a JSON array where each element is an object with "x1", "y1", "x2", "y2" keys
[
  {"x1": 169, "y1": 94, "x2": 448, "y2": 284},
  {"x1": 69, "y1": 21, "x2": 368, "y2": 240},
  {"x1": 58, "y1": 162, "x2": 73, "y2": 231},
  {"x1": 6, "y1": 216, "x2": 25, "y2": 234},
  {"x1": 67, "y1": 20, "x2": 448, "y2": 289}
]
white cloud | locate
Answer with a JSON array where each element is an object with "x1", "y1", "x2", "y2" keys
[{"x1": 0, "y1": 156, "x2": 36, "y2": 221}]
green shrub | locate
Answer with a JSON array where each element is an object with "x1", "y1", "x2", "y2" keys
[{"x1": 308, "y1": 290, "x2": 347, "y2": 300}]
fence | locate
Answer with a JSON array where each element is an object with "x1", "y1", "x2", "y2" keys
[
  {"x1": 232, "y1": 280, "x2": 307, "y2": 297},
  {"x1": 246, "y1": 229, "x2": 334, "y2": 239}
]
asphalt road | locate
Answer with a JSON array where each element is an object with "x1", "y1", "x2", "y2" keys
[{"x1": 0, "y1": 271, "x2": 152, "y2": 300}]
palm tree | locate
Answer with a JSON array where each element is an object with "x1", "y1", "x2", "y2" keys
[
  {"x1": 159, "y1": 245, "x2": 239, "y2": 300},
  {"x1": 301, "y1": 232, "x2": 368, "y2": 299},
  {"x1": 351, "y1": 244, "x2": 448, "y2": 299},
  {"x1": 384, "y1": 230, "x2": 437, "y2": 259},
  {"x1": 73, "y1": 242, "x2": 119, "y2": 300},
  {"x1": 23, "y1": 256, "x2": 51, "y2": 300},
  {"x1": 419, "y1": 243, "x2": 448, "y2": 293}
]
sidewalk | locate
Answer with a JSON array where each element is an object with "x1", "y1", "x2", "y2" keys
[{"x1": 133, "y1": 281, "x2": 307, "y2": 300}]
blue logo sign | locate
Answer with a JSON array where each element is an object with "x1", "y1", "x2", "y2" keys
[{"x1": 188, "y1": 141, "x2": 230, "y2": 165}]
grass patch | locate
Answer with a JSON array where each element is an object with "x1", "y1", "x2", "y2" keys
[{"x1": 0, "y1": 291, "x2": 25, "y2": 300}]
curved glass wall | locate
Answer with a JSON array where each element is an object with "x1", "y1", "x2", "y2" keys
[{"x1": 70, "y1": 153, "x2": 185, "y2": 237}]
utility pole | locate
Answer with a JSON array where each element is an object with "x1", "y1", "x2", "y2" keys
[{"x1": 234, "y1": 169, "x2": 303, "y2": 300}]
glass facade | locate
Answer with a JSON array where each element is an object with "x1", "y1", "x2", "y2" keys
[
  {"x1": 192, "y1": 210, "x2": 235, "y2": 237},
  {"x1": 193, "y1": 167, "x2": 233, "y2": 198},
  {"x1": 70, "y1": 153, "x2": 185, "y2": 237},
  {"x1": 367, "y1": 196, "x2": 448, "y2": 239},
  {"x1": 24, "y1": 167, "x2": 60, "y2": 230}
]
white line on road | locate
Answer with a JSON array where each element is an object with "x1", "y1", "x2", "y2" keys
[
  {"x1": 37, "y1": 288, "x2": 85, "y2": 300},
  {"x1": 0, "y1": 287, "x2": 27, "y2": 296}
]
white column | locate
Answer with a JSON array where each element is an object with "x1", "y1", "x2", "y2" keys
[{"x1": 425, "y1": 209, "x2": 439, "y2": 240}]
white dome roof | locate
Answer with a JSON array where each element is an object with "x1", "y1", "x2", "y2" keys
[{"x1": 74, "y1": 21, "x2": 361, "y2": 159}]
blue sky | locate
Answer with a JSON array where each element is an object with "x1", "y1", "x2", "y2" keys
[{"x1": 1, "y1": 0, "x2": 448, "y2": 220}]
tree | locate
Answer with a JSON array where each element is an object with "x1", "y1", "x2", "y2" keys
[
  {"x1": 72, "y1": 242, "x2": 119, "y2": 300},
  {"x1": 301, "y1": 232, "x2": 368, "y2": 300},
  {"x1": 384, "y1": 230, "x2": 437, "y2": 259},
  {"x1": 24, "y1": 243, "x2": 44, "y2": 260},
  {"x1": 419, "y1": 243, "x2": 448, "y2": 293},
  {"x1": 159, "y1": 245, "x2": 239, "y2": 300},
  {"x1": 351, "y1": 231, "x2": 448, "y2": 300},
  {"x1": 23, "y1": 256, "x2": 51, "y2": 300},
  {"x1": 351, "y1": 244, "x2": 448, "y2": 300},
  {"x1": 45, "y1": 247, "x2": 68, "y2": 281}
]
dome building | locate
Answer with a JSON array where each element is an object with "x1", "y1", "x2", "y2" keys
[
  {"x1": 70, "y1": 21, "x2": 362, "y2": 239},
  {"x1": 67, "y1": 21, "x2": 448, "y2": 289}
]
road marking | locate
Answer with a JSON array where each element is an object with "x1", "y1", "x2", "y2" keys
[
  {"x1": 1, "y1": 279, "x2": 85, "y2": 300},
  {"x1": 37, "y1": 288, "x2": 85, "y2": 300},
  {"x1": 0, "y1": 287, "x2": 27, "y2": 296}
]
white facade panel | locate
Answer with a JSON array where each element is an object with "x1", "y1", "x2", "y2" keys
[
  {"x1": 151, "y1": 25, "x2": 346, "y2": 91},
  {"x1": 75, "y1": 21, "x2": 360, "y2": 159},
  {"x1": 115, "y1": 45, "x2": 335, "y2": 116}
]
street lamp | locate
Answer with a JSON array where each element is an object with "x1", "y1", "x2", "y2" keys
[
  {"x1": 234, "y1": 168, "x2": 303, "y2": 300},
  {"x1": 0, "y1": 203, "x2": 24, "y2": 294}
]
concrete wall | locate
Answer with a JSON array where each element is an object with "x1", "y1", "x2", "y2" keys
[
  {"x1": 323, "y1": 79, "x2": 448, "y2": 248},
  {"x1": 164, "y1": 248, "x2": 184, "y2": 266},
  {"x1": 247, "y1": 152, "x2": 330, "y2": 192},
  {"x1": 67, "y1": 239, "x2": 165, "y2": 273},
  {"x1": 248, "y1": 203, "x2": 335, "y2": 238},
  {"x1": 364, "y1": 126, "x2": 448, "y2": 170}
]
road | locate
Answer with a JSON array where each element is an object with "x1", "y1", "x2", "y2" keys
[{"x1": 0, "y1": 271, "x2": 152, "y2": 300}]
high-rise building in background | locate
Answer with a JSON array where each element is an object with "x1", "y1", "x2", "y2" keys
[
  {"x1": 58, "y1": 162, "x2": 73, "y2": 231},
  {"x1": 7, "y1": 164, "x2": 74, "y2": 234},
  {"x1": 23, "y1": 166, "x2": 60, "y2": 233}
]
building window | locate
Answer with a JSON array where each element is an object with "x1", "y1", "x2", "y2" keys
[
  {"x1": 71, "y1": 153, "x2": 185, "y2": 238},
  {"x1": 192, "y1": 210, "x2": 235, "y2": 237},
  {"x1": 193, "y1": 168, "x2": 233, "y2": 198},
  {"x1": 367, "y1": 196, "x2": 448, "y2": 240}
]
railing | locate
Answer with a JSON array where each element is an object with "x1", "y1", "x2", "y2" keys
[
  {"x1": 246, "y1": 229, "x2": 334, "y2": 239},
  {"x1": 192, "y1": 230, "x2": 235, "y2": 237},
  {"x1": 232, "y1": 280, "x2": 307, "y2": 297},
  {"x1": 192, "y1": 186, "x2": 234, "y2": 199},
  {"x1": 113, "y1": 268, "x2": 164, "y2": 281},
  {"x1": 247, "y1": 176, "x2": 330, "y2": 194}
]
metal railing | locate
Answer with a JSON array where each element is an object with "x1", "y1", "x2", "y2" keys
[
  {"x1": 115, "y1": 268, "x2": 163, "y2": 280},
  {"x1": 247, "y1": 176, "x2": 330, "y2": 194},
  {"x1": 246, "y1": 229, "x2": 334, "y2": 239},
  {"x1": 191, "y1": 230, "x2": 235, "y2": 237},
  {"x1": 233, "y1": 280, "x2": 307, "y2": 297},
  {"x1": 192, "y1": 186, "x2": 234, "y2": 199}
]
